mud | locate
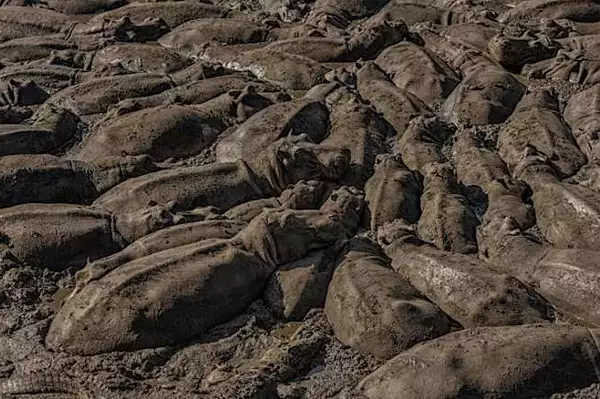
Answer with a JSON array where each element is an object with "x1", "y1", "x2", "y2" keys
[{"x1": 3, "y1": 0, "x2": 600, "y2": 398}]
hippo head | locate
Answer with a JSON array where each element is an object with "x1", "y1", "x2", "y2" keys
[
  {"x1": 422, "y1": 162, "x2": 458, "y2": 189},
  {"x1": 236, "y1": 187, "x2": 363, "y2": 267},
  {"x1": 278, "y1": 180, "x2": 327, "y2": 210},
  {"x1": 349, "y1": 14, "x2": 408, "y2": 59},
  {"x1": 33, "y1": 104, "x2": 79, "y2": 144},
  {"x1": 376, "y1": 219, "x2": 427, "y2": 258},
  {"x1": 488, "y1": 32, "x2": 558, "y2": 69},
  {"x1": 47, "y1": 50, "x2": 91, "y2": 70},
  {"x1": 251, "y1": 136, "x2": 350, "y2": 193},
  {"x1": 229, "y1": 85, "x2": 276, "y2": 122},
  {"x1": 115, "y1": 203, "x2": 179, "y2": 243},
  {"x1": 110, "y1": 17, "x2": 170, "y2": 42},
  {"x1": 512, "y1": 144, "x2": 559, "y2": 186},
  {"x1": 476, "y1": 216, "x2": 522, "y2": 260}
]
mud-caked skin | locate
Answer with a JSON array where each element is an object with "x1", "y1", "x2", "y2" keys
[
  {"x1": 88, "y1": 44, "x2": 193, "y2": 74},
  {"x1": 224, "y1": 179, "x2": 328, "y2": 222},
  {"x1": 68, "y1": 15, "x2": 170, "y2": 44},
  {"x1": 324, "y1": 236, "x2": 451, "y2": 360},
  {"x1": 38, "y1": 60, "x2": 226, "y2": 116},
  {"x1": 0, "y1": 104, "x2": 79, "y2": 156},
  {"x1": 88, "y1": 1, "x2": 228, "y2": 29},
  {"x1": 73, "y1": 219, "x2": 248, "y2": 293},
  {"x1": 564, "y1": 83, "x2": 600, "y2": 163},
  {"x1": 0, "y1": 154, "x2": 158, "y2": 207},
  {"x1": 358, "y1": 324, "x2": 600, "y2": 399},
  {"x1": 442, "y1": 61, "x2": 527, "y2": 125},
  {"x1": 0, "y1": 203, "x2": 124, "y2": 271},
  {"x1": 47, "y1": 188, "x2": 362, "y2": 355},
  {"x1": 523, "y1": 33, "x2": 600, "y2": 86},
  {"x1": 452, "y1": 128, "x2": 535, "y2": 229},
  {"x1": 33, "y1": 0, "x2": 127, "y2": 15},
  {"x1": 364, "y1": 154, "x2": 421, "y2": 232},
  {"x1": 216, "y1": 97, "x2": 328, "y2": 163},
  {"x1": 0, "y1": 78, "x2": 48, "y2": 106},
  {"x1": 321, "y1": 99, "x2": 394, "y2": 186},
  {"x1": 92, "y1": 137, "x2": 350, "y2": 242},
  {"x1": 4, "y1": 0, "x2": 600, "y2": 395},
  {"x1": 488, "y1": 31, "x2": 559, "y2": 70},
  {"x1": 393, "y1": 116, "x2": 453, "y2": 177},
  {"x1": 434, "y1": 22, "x2": 502, "y2": 54},
  {"x1": 198, "y1": 45, "x2": 329, "y2": 90},
  {"x1": 0, "y1": 36, "x2": 77, "y2": 63},
  {"x1": 356, "y1": 61, "x2": 434, "y2": 136},
  {"x1": 497, "y1": 89, "x2": 587, "y2": 178},
  {"x1": 158, "y1": 18, "x2": 270, "y2": 55},
  {"x1": 265, "y1": 248, "x2": 335, "y2": 321},
  {"x1": 42, "y1": 73, "x2": 176, "y2": 117},
  {"x1": 259, "y1": 17, "x2": 407, "y2": 62},
  {"x1": 309, "y1": 0, "x2": 387, "y2": 21},
  {"x1": 0, "y1": 6, "x2": 73, "y2": 42},
  {"x1": 375, "y1": 42, "x2": 461, "y2": 105},
  {"x1": 498, "y1": 0, "x2": 600, "y2": 24},
  {"x1": 478, "y1": 214, "x2": 600, "y2": 328},
  {"x1": 78, "y1": 87, "x2": 279, "y2": 162},
  {"x1": 104, "y1": 73, "x2": 276, "y2": 116},
  {"x1": 510, "y1": 149, "x2": 600, "y2": 251},
  {"x1": 378, "y1": 220, "x2": 552, "y2": 328},
  {"x1": 416, "y1": 163, "x2": 479, "y2": 254}
]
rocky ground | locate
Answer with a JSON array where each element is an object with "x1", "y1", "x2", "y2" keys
[{"x1": 3, "y1": 0, "x2": 600, "y2": 398}]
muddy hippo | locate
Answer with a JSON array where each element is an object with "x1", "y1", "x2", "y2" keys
[
  {"x1": 393, "y1": 116, "x2": 454, "y2": 176},
  {"x1": 364, "y1": 154, "x2": 422, "y2": 232},
  {"x1": 92, "y1": 137, "x2": 351, "y2": 242},
  {"x1": 321, "y1": 99, "x2": 394, "y2": 186},
  {"x1": 375, "y1": 42, "x2": 460, "y2": 104},
  {"x1": 47, "y1": 188, "x2": 363, "y2": 354},
  {"x1": 104, "y1": 73, "x2": 277, "y2": 115},
  {"x1": 378, "y1": 220, "x2": 551, "y2": 328},
  {"x1": 77, "y1": 87, "x2": 279, "y2": 162},
  {"x1": 564, "y1": 83, "x2": 600, "y2": 163},
  {"x1": 199, "y1": 45, "x2": 329, "y2": 90},
  {"x1": 511, "y1": 148, "x2": 600, "y2": 251},
  {"x1": 416, "y1": 163, "x2": 479, "y2": 254},
  {"x1": 0, "y1": 6, "x2": 72, "y2": 42},
  {"x1": 41, "y1": 0, "x2": 127, "y2": 15},
  {"x1": 498, "y1": 89, "x2": 586, "y2": 178},
  {"x1": 215, "y1": 98, "x2": 329, "y2": 163},
  {"x1": 88, "y1": 1, "x2": 227, "y2": 28},
  {"x1": 478, "y1": 214, "x2": 600, "y2": 327},
  {"x1": 442, "y1": 59, "x2": 526, "y2": 125},
  {"x1": 88, "y1": 44, "x2": 193, "y2": 74},
  {"x1": 0, "y1": 203, "x2": 124, "y2": 271},
  {"x1": 499, "y1": 0, "x2": 600, "y2": 24},
  {"x1": 452, "y1": 127, "x2": 535, "y2": 230},
  {"x1": 0, "y1": 104, "x2": 78, "y2": 155},
  {"x1": 0, "y1": 36, "x2": 76, "y2": 63},
  {"x1": 356, "y1": 61, "x2": 433, "y2": 136},
  {"x1": 324, "y1": 236, "x2": 451, "y2": 359},
  {"x1": 488, "y1": 31, "x2": 558, "y2": 70},
  {"x1": 158, "y1": 18, "x2": 269, "y2": 54},
  {"x1": 0, "y1": 154, "x2": 158, "y2": 207},
  {"x1": 259, "y1": 17, "x2": 407, "y2": 62},
  {"x1": 358, "y1": 324, "x2": 600, "y2": 398}
]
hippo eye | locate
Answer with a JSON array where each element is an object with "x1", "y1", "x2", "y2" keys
[
  {"x1": 148, "y1": 200, "x2": 158, "y2": 206},
  {"x1": 330, "y1": 193, "x2": 338, "y2": 201}
]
